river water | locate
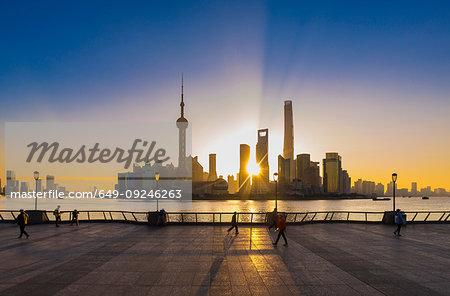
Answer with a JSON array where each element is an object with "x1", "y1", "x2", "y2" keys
[{"x1": 1, "y1": 196, "x2": 449, "y2": 212}]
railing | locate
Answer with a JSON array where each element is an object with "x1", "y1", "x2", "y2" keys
[{"x1": 1, "y1": 210, "x2": 449, "y2": 224}]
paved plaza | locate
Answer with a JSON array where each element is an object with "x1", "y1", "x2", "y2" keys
[{"x1": 0, "y1": 222, "x2": 449, "y2": 296}]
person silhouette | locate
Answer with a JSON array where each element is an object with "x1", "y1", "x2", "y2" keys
[
  {"x1": 394, "y1": 209, "x2": 404, "y2": 236},
  {"x1": 227, "y1": 212, "x2": 239, "y2": 234},
  {"x1": 16, "y1": 209, "x2": 30, "y2": 239},
  {"x1": 273, "y1": 214, "x2": 288, "y2": 246},
  {"x1": 71, "y1": 209, "x2": 79, "y2": 226},
  {"x1": 54, "y1": 205, "x2": 61, "y2": 227}
]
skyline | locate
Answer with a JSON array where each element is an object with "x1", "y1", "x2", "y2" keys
[{"x1": 1, "y1": 1, "x2": 450, "y2": 189}]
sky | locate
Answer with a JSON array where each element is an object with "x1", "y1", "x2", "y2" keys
[{"x1": 1, "y1": 0, "x2": 450, "y2": 190}]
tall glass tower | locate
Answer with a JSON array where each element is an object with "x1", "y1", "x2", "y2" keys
[{"x1": 283, "y1": 100, "x2": 294, "y2": 181}]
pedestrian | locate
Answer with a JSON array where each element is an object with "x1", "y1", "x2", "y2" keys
[
  {"x1": 273, "y1": 214, "x2": 288, "y2": 246},
  {"x1": 268, "y1": 208, "x2": 278, "y2": 230},
  {"x1": 157, "y1": 208, "x2": 167, "y2": 226},
  {"x1": 393, "y1": 209, "x2": 404, "y2": 236},
  {"x1": 227, "y1": 211, "x2": 239, "y2": 234},
  {"x1": 16, "y1": 209, "x2": 30, "y2": 239},
  {"x1": 54, "y1": 205, "x2": 61, "y2": 227},
  {"x1": 71, "y1": 209, "x2": 79, "y2": 226}
]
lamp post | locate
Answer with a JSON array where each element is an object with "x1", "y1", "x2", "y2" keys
[
  {"x1": 392, "y1": 173, "x2": 397, "y2": 212},
  {"x1": 155, "y1": 172, "x2": 160, "y2": 212},
  {"x1": 273, "y1": 172, "x2": 279, "y2": 210},
  {"x1": 34, "y1": 171, "x2": 39, "y2": 210}
]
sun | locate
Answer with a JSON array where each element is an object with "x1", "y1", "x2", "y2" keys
[{"x1": 247, "y1": 161, "x2": 261, "y2": 176}]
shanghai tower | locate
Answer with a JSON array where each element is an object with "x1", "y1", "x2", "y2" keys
[{"x1": 283, "y1": 100, "x2": 294, "y2": 181}]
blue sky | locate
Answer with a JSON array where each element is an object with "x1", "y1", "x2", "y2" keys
[{"x1": 1, "y1": 0, "x2": 450, "y2": 188}]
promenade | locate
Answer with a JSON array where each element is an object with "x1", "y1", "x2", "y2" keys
[{"x1": 0, "y1": 223, "x2": 448, "y2": 296}]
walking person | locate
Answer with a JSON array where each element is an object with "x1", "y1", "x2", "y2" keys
[
  {"x1": 54, "y1": 205, "x2": 61, "y2": 227},
  {"x1": 71, "y1": 209, "x2": 79, "y2": 226},
  {"x1": 227, "y1": 211, "x2": 239, "y2": 235},
  {"x1": 268, "y1": 208, "x2": 278, "y2": 231},
  {"x1": 393, "y1": 209, "x2": 404, "y2": 237},
  {"x1": 273, "y1": 214, "x2": 288, "y2": 246},
  {"x1": 16, "y1": 209, "x2": 30, "y2": 239}
]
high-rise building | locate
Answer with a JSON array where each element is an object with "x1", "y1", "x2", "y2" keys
[
  {"x1": 256, "y1": 129, "x2": 269, "y2": 181},
  {"x1": 283, "y1": 100, "x2": 295, "y2": 181},
  {"x1": 386, "y1": 181, "x2": 394, "y2": 196},
  {"x1": 411, "y1": 182, "x2": 418, "y2": 196},
  {"x1": 254, "y1": 129, "x2": 270, "y2": 194},
  {"x1": 303, "y1": 161, "x2": 321, "y2": 189},
  {"x1": 20, "y1": 182, "x2": 29, "y2": 193},
  {"x1": 375, "y1": 183, "x2": 385, "y2": 196},
  {"x1": 278, "y1": 155, "x2": 291, "y2": 184},
  {"x1": 46, "y1": 175, "x2": 55, "y2": 191},
  {"x1": 239, "y1": 144, "x2": 251, "y2": 194},
  {"x1": 207, "y1": 154, "x2": 218, "y2": 181},
  {"x1": 323, "y1": 153, "x2": 341, "y2": 193},
  {"x1": 353, "y1": 179, "x2": 363, "y2": 194},
  {"x1": 296, "y1": 154, "x2": 310, "y2": 180},
  {"x1": 362, "y1": 181, "x2": 375, "y2": 195},
  {"x1": 6, "y1": 170, "x2": 19, "y2": 195},
  {"x1": 341, "y1": 170, "x2": 351, "y2": 194},
  {"x1": 176, "y1": 74, "x2": 188, "y2": 168},
  {"x1": 192, "y1": 156, "x2": 204, "y2": 182},
  {"x1": 227, "y1": 175, "x2": 239, "y2": 194}
]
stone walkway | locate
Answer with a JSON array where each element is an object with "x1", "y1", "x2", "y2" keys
[{"x1": 0, "y1": 223, "x2": 449, "y2": 295}]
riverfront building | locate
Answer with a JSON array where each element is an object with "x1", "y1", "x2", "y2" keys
[
  {"x1": 283, "y1": 100, "x2": 295, "y2": 182},
  {"x1": 323, "y1": 153, "x2": 341, "y2": 193},
  {"x1": 239, "y1": 144, "x2": 251, "y2": 195}
]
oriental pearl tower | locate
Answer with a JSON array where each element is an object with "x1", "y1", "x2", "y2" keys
[{"x1": 176, "y1": 74, "x2": 188, "y2": 169}]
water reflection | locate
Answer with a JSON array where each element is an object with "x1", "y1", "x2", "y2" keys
[{"x1": 0, "y1": 196, "x2": 449, "y2": 212}]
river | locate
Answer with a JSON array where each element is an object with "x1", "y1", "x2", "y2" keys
[{"x1": 1, "y1": 196, "x2": 449, "y2": 212}]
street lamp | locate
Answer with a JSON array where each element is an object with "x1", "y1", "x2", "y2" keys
[
  {"x1": 155, "y1": 172, "x2": 160, "y2": 212},
  {"x1": 34, "y1": 171, "x2": 39, "y2": 210},
  {"x1": 392, "y1": 173, "x2": 397, "y2": 212},
  {"x1": 273, "y1": 172, "x2": 279, "y2": 210}
]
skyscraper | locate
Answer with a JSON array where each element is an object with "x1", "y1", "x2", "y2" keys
[
  {"x1": 239, "y1": 144, "x2": 251, "y2": 194},
  {"x1": 341, "y1": 170, "x2": 351, "y2": 194},
  {"x1": 176, "y1": 74, "x2": 188, "y2": 168},
  {"x1": 283, "y1": 100, "x2": 295, "y2": 181},
  {"x1": 323, "y1": 153, "x2": 342, "y2": 193},
  {"x1": 227, "y1": 175, "x2": 239, "y2": 194},
  {"x1": 278, "y1": 155, "x2": 290, "y2": 184},
  {"x1": 192, "y1": 156, "x2": 204, "y2": 182},
  {"x1": 256, "y1": 129, "x2": 269, "y2": 181},
  {"x1": 46, "y1": 175, "x2": 55, "y2": 192},
  {"x1": 296, "y1": 154, "x2": 310, "y2": 180},
  {"x1": 253, "y1": 129, "x2": 270, "y2": 194},
  {"x1": 207, "y1": 153, "x2": 218, "y2": 181},
  {"x1": 303, "y1": 161, "x2": 321, "y2": 188},
  {"x1": 411, "y1": 182, "x2": 418, "y2": 196}
]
